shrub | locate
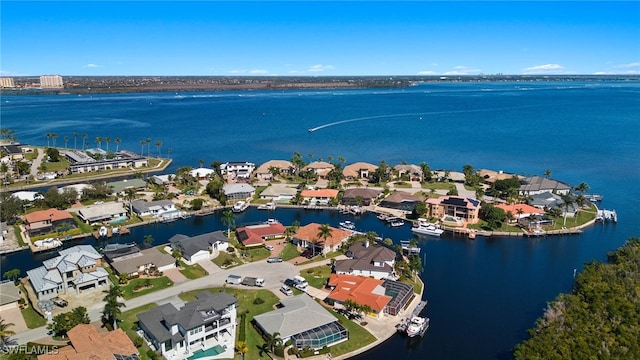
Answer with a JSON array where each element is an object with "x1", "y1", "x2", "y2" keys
[
  {"x1": 133, "y1": 335, "x2": 144, "y2": 348},
  {"x1": 253, "y1": 297, "x2": 265, "y2": 305}
]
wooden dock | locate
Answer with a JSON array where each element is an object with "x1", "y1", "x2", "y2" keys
[{"x1": 396, "y1": 300, "x2": 428, "y2": 332}]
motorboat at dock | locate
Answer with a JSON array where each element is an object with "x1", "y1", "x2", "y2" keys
[
  {"x1": 232, "y1": 201, "x2": 249, "y2": 213},
  {"x1": 411, "y1": 218, "x2": 444, "y2": 237}
]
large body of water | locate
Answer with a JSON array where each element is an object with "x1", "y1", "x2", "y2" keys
[{"x1": 2, "y1": 81, "x2": 639, "y2": 359}]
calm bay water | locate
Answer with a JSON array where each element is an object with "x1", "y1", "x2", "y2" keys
[{"x1": 2, "y1": 81, "x2": 640, "y2": 359}]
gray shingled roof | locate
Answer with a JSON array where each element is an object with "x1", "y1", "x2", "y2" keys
[
  {"x1": 253, "y1": 294, "x2": 339, "y2": 339},
  {"x1": 169, "y1": 231, "x2": 228, "y2": 257},
  {"x1": 0, "y1": 281, "x2": 21, "y2": 306}
]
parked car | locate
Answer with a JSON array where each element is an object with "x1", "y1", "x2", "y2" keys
[
  {"x1": 51, "y1": 297, "x2": 68, "y2": 307},
  {"x1": 265, "y1": 245, "x2": 274, "y2": 251},
  {"x1": 280, "y1": 285, "x2": 293, "y2": 296},
  {"x1": 267, "y1": 257, "x2": 283, "y2": 263}
]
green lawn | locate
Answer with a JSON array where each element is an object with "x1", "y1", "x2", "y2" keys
[
  {"x1": 300, "y1": 264, "x2": 332, "y2": 289},
  {"x1": 240, "y1": 246, "x2": 271, "y2": 262},
  {"x1": 178, "y1": 262, "x2": 209, "y2": 279},
  {"x1": 421, "y1": 181, "x2": 456, "y2": 191},
  {"x1": 178, "y1": 287, "x2": 280, "y2": 360},
  {"x1": 322, "y1": 306, "x2": 377, "y2": 357},
  {"x1": 212, "y1": 251, "x2": 242, "y2": 268},
  {"x1": 279, "y1": 243, "x2": 301, "y2": 261},
  {"x1": 121, "y1": 277, "x2": 174, "y2": 300},
  {"x1": 119, "y1": 303, "x2": 157, "y2": 360}
]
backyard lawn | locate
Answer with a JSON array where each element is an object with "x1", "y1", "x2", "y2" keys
[
  {"x1": 119, "y1": 303, "x2": 157, "y2": 360},
  {"x1": 300, "y1": 264, "x2": 332, "y2": 289},
  {"x1": 178, "y1": 262, "x2": 208, "y2": 279},
  {"x1": 120, "y1": 277, "x2": 174, "y2": 300}
]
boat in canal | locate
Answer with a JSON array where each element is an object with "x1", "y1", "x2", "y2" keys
[{"x1": 411, "y1": 218, "x2": 444, "y2": 237}]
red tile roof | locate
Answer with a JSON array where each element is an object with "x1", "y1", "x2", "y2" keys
[
  {"x1": 327, "y1": 274, "x2": 392, "y2": 313},
  {"x1": 300, "y1": 189, "x2": 340, "y2": 198},
  {"x1": 24, "y1": 208, "x2": 73, "y2": 223},
  {"x1": 295, "y1": 223, "x2": 351, "y2": 247},
  {"x1": 237, "y1": 223, "x2": 286, "y2": 246},
  {"x1": 38, "y1": 324, "x2": 138, "y2": 360},
  {"x1": 495, "y1": 203, "x2": 544, "y2": 217}
]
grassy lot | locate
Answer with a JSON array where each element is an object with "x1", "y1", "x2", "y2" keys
[
  {"x1": 178, "y1": 287, "x2": 280, "y2": 360},
  {"x1": 398, "y1": 275, "x2": 423, "y2": 294},
  {"x1": 240, "y1": 246, "x2": 271, "y2": 262},
  {"x1": 300, "y1": 264, "x2": 332, "y2": 289},
  {"x1": 279, "y1": 243, "x2": 301, "y2": 261},
  {"x1": 178, "y1": 262, "x2": 208, "y2": 279},
  {"x1": 392, "y1": 181, "x2": 412, "y2": 188},
  {"x1": 42, "y1": 158, "x2": 70, "y2": 172},
  {"x1": 13, "y1": 225, "x2": 26, "y2": 246},
  {"x1": 119, "y1": 303, "x2": 157, "y2": 360},
  {"x1": 19, "y1": 284, "x2": 46, "y2": 328},
  {"x1": 212, "y1": 251, "x2": 242, "y2": 268},
  {"x1": 421, "y1": 181, "x2": 456, "y2": 191},
  {"x1": 120, "y1": 277, "x2": 174, "y2": 300},
  {"x1": 323, "y1": 306, "x2": 377, "y2": 357}
]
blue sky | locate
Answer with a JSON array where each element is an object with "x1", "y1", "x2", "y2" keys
[{"x1": 2, "y1": 1, "x2": 639, "y2": 76}]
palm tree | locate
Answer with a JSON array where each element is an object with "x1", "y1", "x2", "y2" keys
[
  {"x1": 104, "y1": 137, "x2": 111, "y2": 152},
  {"x1": 146, "y1": 138, "x2": 152, "y2": 156},
  {"x1": 221, "y1": 210, "x2": 235, "y2": 237},
  {"x1": 114, "y1": 138, "x2": 121, "y2": 152},
  {"x1": 73, "y1": 132, "x2": 78, "y2": 149},
  {"x1": 64, "y1": 136, "x2": 69, "y2": 149},
  {"x1": 543, "y1": 169, "x2": 552, "y2": 178},
  {"x1": 171, "y1": 247, "x2": 183, "y2": 267},
  {"x1": 102, "y1": 284, "x2": 125, "y2": 329},
  {"x1": 155, "y1": 141, "x2": 162, "y2": 158},
  {"x1": 267, "y1": 331, "x2": 282, "y2": 354},
  {"x1": 95, "y1": 136, "x2": 102, "y2": 149},
  {"x1": 140, "y1": 140, "x2": 146, "y2": 156},
  {"x1": 574, "y1": 182, "x2": 590, "y2": 195},
  {"x1": 124, "y1": 188, "x2": 137, "y2": 215},
  {"x1": 561, "y1": 194, "x2": 574, "y2": 227},
  {"x1": 235, "y1": 341, "x2": 249, "y2": 360},
  {"x1": 51, "y1": 133, "x2": 58, "y2": 147},
  {"x1": 143, "y1": 235, "x2": 154, "y2": 246},
  {"x1": 0, "y1": 317, "x2": 16, "y2": 347},
  {"x1": 314, "y1": 224, "x2": 333, "y2": 257},
  {"x1": 166, "y1": 147, "x2": 172, "y2": 157},
  {"x1": 81, "y1": 133, "x2": 88, "y2": 150}
]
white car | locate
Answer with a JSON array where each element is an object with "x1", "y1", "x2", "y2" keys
[
  {"x1": 265, "y1": 245, "x2": 274, "y2": 251},
  {"x1": 280, "y1": 285, "x2": 293, "y2": 296}
]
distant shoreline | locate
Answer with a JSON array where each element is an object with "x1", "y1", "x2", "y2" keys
[{"x1": 2, "y1": 74, "x2": 638, "y2": 95}]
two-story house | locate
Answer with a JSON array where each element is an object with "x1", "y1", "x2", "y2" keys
[
  {"x1": 220, "y1": 161, "x2": 255, "y2": 179},
  {"x1": 26, "y1": 245, "x2": 108, "y2": 301},
  {"x1": 334, "y1": 241, "x2": 396, "y2": 280},
  {"x1": 137, "y1": 291, "x2": 237, "y2": 360},
  {"x1": 23, "y1": 208, "x2": 76, "y2": 237}
]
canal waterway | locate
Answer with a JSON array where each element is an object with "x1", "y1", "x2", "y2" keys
[{"x1": 2, "y1": 81, "x2": 639, "y2": 359}]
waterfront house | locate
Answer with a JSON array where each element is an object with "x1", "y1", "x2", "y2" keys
[
  {"x1": 341, "y1": 188, "x2": 381, "y2": 206},
  {"x1": 26, "y1": 245, "x2": 108, "y2": 301},
  {"x1": 131, "y1": 199, "x2": 177, "y2": 218},
  {"x1": 425, "y1": 195, "x2": 481, "y2": 225},
  {"x1": 302, "y1": 161, "x2": 334, "y2": 179},
  {"x1": 236, "y1": 223, "x2": 286, "y2": 247},
  {"x1": 300, "y1": 188, "x2": 340, "y2": 206},
  {"x1": 37, "y1": 324, "x2": 139, "y2": 360},
  {"x1": 528, "y1": 191, "x2": 579, "y2": 218},
  {"x1": 11, "y1": 191, "x2": 44, "y2": 202},
  {"x1": 109, "y1": 247, "x2": 176, "y2": 277},
  {"x1": 519, "y1": 176, "x2": 571, "y2": 196},
  {"x1": 325, "y1": 274, "x2": 393, "y2": 318},
  {"x1": 0, "y1": 281, "x2": 21, "y2": 312},
  {"x1": 223, "y1": 183, "x2": 256, "y2": 201},
  {"x1": 106, "y1": 178, "x2": 148, "y2": 196},
  {"x1": 495, "y1": 203, "x2": 545, "y2": 223},
  {"x1": 169, "y1": 231, "x2": 229, "y2": 264},
  {"x1": 221, "y1": 161, "x2": 255, "y2": 179},
  {"x1": 478, "y1": 169, "x2": 521, "y2": 184},
  {"x1": 23, "y1": 208, "x2": 75, "y2": 237},
  {"x1": 254, "y1": 160, "x2": 294, "y2": 180},
  {"x1": 342, "y1": 162, "x2": 378, "y2": 181},
  {"x1": 150, "y1": 174, "x2": 175, "y2": 185},
  {"x1": 258, "y1": 184, "x2": 298, "y2": 203},
  {"x1": 76, "y1": 202, "x2": 128, "y2": 224},
  {"x1": 379, "y1": 191, "x2": 425, "y2": 213},
  {"x1": 137, "y1": 291, "x2": 237, "y2": 360},
  {"x1": 189, "y1": 167, "x2": 215, "y2": 180},
  {"x1": 59, "y1": 183, "x2": 91, "y2": 199},
  {"x1": 253, "y1": 294, "x2": 348, "y2": 350},
  {"x1": 63, "y1": 149, "x2": 148, "y2": 174},
  {"x1": 0, "y1": 144, "x2": 24, "y2": 161},
  {"x1": 293, "y1": 223, "x2": 352, "y2": 255},
  {"x1": 393, "y1": 164, "x2": 424, "y2": 182},
  {"x1": 334, "y1": 241, "x2": 396, "y2": 280}
]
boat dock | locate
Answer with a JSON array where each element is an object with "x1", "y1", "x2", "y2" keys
[
  {"x1": 93, "y1": 226, "x2": 130, "y2": 239},
  {"x1": 596, "y1": 209, "x2": 617, "y2": 223},
  {"x1": 396, "y1": 300, "x2": 428, "y2": 333},
  {"x1": 400, "y1": 240, "x2": 420, "y2": 255}
]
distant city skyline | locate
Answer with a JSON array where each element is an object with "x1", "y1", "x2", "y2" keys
[{"x1": 2, "y1": 1, "x2": 639, "y2": 77}]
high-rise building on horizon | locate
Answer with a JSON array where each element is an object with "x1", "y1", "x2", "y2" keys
[
  {"x1": 40, "y1": 75, "x2": 64, "y2": 89},
  {"x1": 0, "y1": 77, "x2": 15, "y2": 88}
]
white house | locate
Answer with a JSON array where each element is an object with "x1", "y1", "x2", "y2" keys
[
  {"x1": 168, "y1": 231, "x2": 229, "y2": 264},
  {"x1": 221, "y1": 161, "x2": 255, "y2": 179}
]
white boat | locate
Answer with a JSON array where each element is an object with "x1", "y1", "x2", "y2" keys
[
  {"x1": 33, "y1": 238, "x2": 63, "y2": 249},
  {"x1": 232, "y1": 201, "x2": 249, "y2": 213},
  {"x1": 406, "y1": 316, "x2": 429, "y2": 337},
  {"x1": 386, "y1": 217, "x2": 405, "y2": 227},
  {"x1": 411, "y1": 218, "x2": 444, "y2": 237},
  {"x1": 265, "y1": 218, "x2": 280, "y2": 225},
  {"x1": 98, "y1": 226, "x2": 108, "y2": 237},
  {"x1": 339, "y1": 220, "x2": 356, "y2": 230},
  {"x1": 258, "y1": 202, "x2": 277, "y2": 210}
]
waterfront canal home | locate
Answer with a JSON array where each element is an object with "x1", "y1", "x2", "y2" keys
[
  {"x1": 478, "y1": 169, "x2": 521, "y2": 185},
  {"x1": 379, "y1": 191, "x2": 425, "y2": 213},
  {"x1": 189, "y1": 167, "x2": 215, "y2": 180},
  {"x1": 0, "y1": 143, "x2": 25, "y2": 161},
  {"x1": 302, "y1": 161, "x2": 335, "y2": 179},
  {"x1": 137, "y1": 291, "x2": 237, "y2": 360},
  {"x1": 425, "y1": 195, "x2": 481, "y2": 225},
  {"x1": 334, "y1": 241, "x2": 396, "y2": 280},
  {"x1": 63, "y1": 149, "x2": 149, "y2": 174},
  {"x1": 37, "y1": 323, "x2": 139, "y2": 360},
  {"x1": 168, "y1": 231, "x2": 229, "y2": 264},
  {"x1": 76, "y1": 202, "x2": 128, "y2": 224},
  {"x1": 0, "y1": 281, "x2": 21, "y2": 312},
  {"x1": 106, "y1": 178, "x2": 148, "y2": 196},
  {"x1": 26, "y1": 245, "x2": 108, "y2": 301},
  {"x1": 528, "y1": 191, "x2": 579, "y2": 217},
  {"x1": 393, "y1": 164, "x2": 424, "y2": 182},
  {"x1": 149, "y1": 173, "x2": 175, "y2": 185},
  {"x1": 59, "y1": 183, "x2": 91, "y2": 199},
  {"x1": 325, "y1": 274, "x2": 393, "y2": 318},
  {"x1": 341, "y1": 187, "x2": 381, "y2": 206},
  {"x1": 11, "y1": 190, "x2": 43, "y2": 203},
  {"x1": 293, "y1": 223, "x2": 352, "y2": 255},
  {"x1": 223, "y1": 183, "x2": 256, "y2": 201},
  {"x1": 495, "y1": 203, "x2": 545, "y2": 224},
  {"x1": 254, "y1": 159, "x2": 294, "y2": 180},
  {"x1": 23, "y1": 208, "x2": 75, "y2": 237},
  {"x1": 519, "y1": 176, "x2": 571, "y2": 196},
  {"x1": 220, "y1": 161, "x2": 255, "y2": 179},
  {"x1": 236, "y1": 222, "x2": 286, "y2": 247},
  {"x1": 342, "y1": 162, "x2": 378, "y2": 182},
  {"x1": 107, "y1": 246, "x2": 176, "y2": 277},
  {"x1": 299, "y1": 188, "x2": 339, "y2": 206},
  {"x1": 258, "y1": 184, "x2": 298, "y2": 203},
  {"x1": 131, "y1": 199, "x2": 177, "y2": 218},
  {"x1": 253, "y1": 294, "x2": 348, "y2": 350}
]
